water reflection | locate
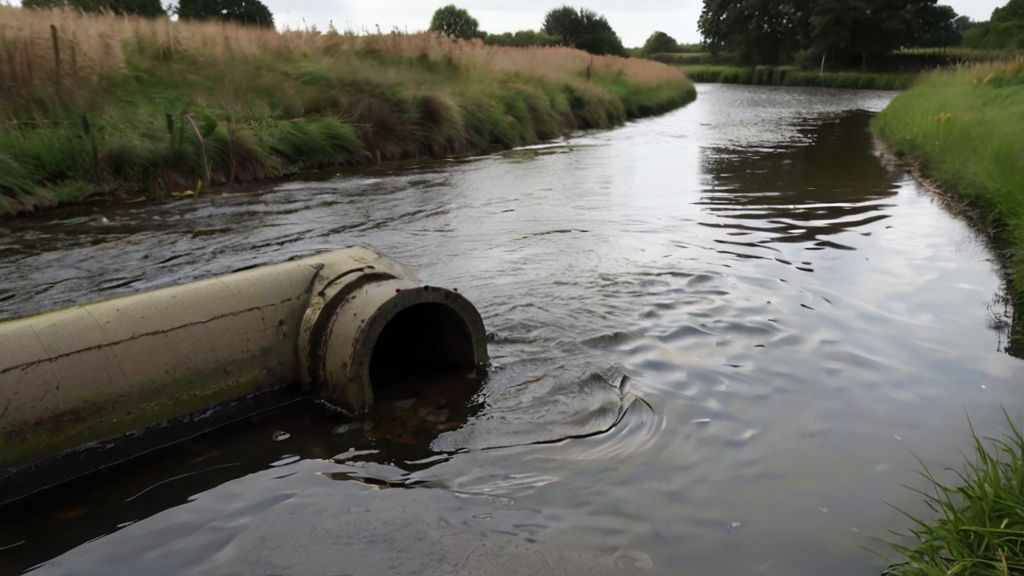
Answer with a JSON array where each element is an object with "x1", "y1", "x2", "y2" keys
[
  {"x1": 0, "y1": 371, "x2": 485, "y2": 574},
  {"x1": 699, "y1": 111, "x2": 897, "y2": 261},
  {"x1": 1, "y1": 84, "x2": 1022, "y2": 576}
]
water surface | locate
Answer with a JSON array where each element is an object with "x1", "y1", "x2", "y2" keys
[{"x1": 2, "y1": 84, "x2": 1023, "y2": 575}]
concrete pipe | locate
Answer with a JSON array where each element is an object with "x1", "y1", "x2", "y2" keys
[
  {"x1": 298, "y1": 249, "x2": 488, "y2": 413},
  {"x1": 0, "y1": 247, "x2": 488, "y2": 471}
]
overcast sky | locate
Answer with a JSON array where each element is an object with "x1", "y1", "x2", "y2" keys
[
  {"x1": 263, "y1": 0, "x2": 1006, "y2": 46},
  {"x1": 9, "y1": 0, "x2": 1008, "y2": 47}
]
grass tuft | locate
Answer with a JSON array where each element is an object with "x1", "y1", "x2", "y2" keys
[
  {"x1": 269, "y1": 118, "x2": 363, "y2": 170},
  {"x1": 0, "y1": 150, "x2": 36, "y2": 199},
  {"x1": 885, "y1": 410, "x2": 1024, "y2": 576}
]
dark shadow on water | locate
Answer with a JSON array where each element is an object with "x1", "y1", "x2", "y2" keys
[
  {"x1": 698, "y1": 110, "x2": 899, "y2": 250},
  {"x1": 0, "y1": 371, "x2": 484, "y2": 574},
  {"x1": 698, "y1": 108, "x2": 1024, "y2": 360}
]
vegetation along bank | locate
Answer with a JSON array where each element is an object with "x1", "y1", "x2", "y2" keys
[
  {"x1": 874, "y1": 59, "x2": 1024, "y2": 347},
  {"x1": 0, "y1": 6, "x2": 696, "y2": 215},
  {"x1": 677, "y1": 65, "x2": 915, "y2": 90},
  {"x1": 883, "y1": 412, "x2": 1024, "y2": 575},
  {"x1": 667, "y1": 0, "x2": 1023, "y2": 90}
]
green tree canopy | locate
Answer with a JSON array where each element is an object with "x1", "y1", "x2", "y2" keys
[
  {"x1": 993, "y1": 0, "x2": 1024, "y2": 23},
  {"x1": 542, "y1": 6, "x2": 625, "y2": 56},
  {"x1": 429, "y1": 5, "x2": 481, "y2": 39},
  {"x1": 483, "y1": 29, "x2": 559, "y2": 47},
  {"x1": 909, "y1": 3, "x2": 960, "y2": 47},
  {"x1": 642, "y1": 31, "x2": 680, "y2": 55},
  {"x1": 699, "y1": 0, "x2": 962, "y2": 67},
  {"x1": 175, "y1": 0, "x2": 275, "y2": 27},
  {"x1": 22, "y1": 0, "x2": 165, "y2": 17},
  {"x1": 698, "y1": 0, "x2": 808, "y2": 64},
  {"x1": 954, "y1": 15, "x2": 978, "y2": 34},
  {"x1": 959, "y1": 0, "x2": 1024, "y2": 49}
]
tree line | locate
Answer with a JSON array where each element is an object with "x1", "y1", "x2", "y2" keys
[
  {"x1": 958, "y1": 0, "x2": 1024, "y2": 49},
  {"x1": 698, "y1": 0, "x2": 967, "y2": 68},
  {"x1": 430, "y1": 4, "x2": 629, "y2": 56},
  {"x1": 20, "y1": 0, "x2": 275, "y2": 27}
]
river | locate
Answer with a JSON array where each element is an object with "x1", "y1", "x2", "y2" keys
[{"x1": 1, "y1": 83, "x2": 1023, "y2": 575}]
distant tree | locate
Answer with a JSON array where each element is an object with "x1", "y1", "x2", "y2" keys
[
  {"x1": 907, "y1": 3, "x2": 961, "y2": 47},
  {"x1": 483, "y1": 29, "x2": 559, "y2": 47},
  {"x1": 698, "y1": 0, "x2": 807, "y2": 64},
  {"x1": 429, "y1": 5, "x2": 481, "y2": 39},
  {"x1": 954, "y1": 15, "x2": 977, "y2": 34},
  {"x1": 109, "y1": 0, "x2": 164, "y2": 16},
  {"x1": 175, "y1": 0, "x2": 274, "y2": 27},
  {"x1": 22, "y1": 0, "x2": 165, "y2": 16},
  {"x1": 993, "y1": 0, "x2": 1024, "y2": 23},
  {"x1": 813, "y1": 0, "x2": 961, "y2": 57},
  {"x1": 542, "y1": 6, "x2": 626, "y2": 56},
  {"x1": 956, "y1": 0, "x2": 1024, "y2": 49},
  {"x1": 962, "y1": 22, "x2": 991, "y2": 47},
  {"x1": 700, "y1": 0, "x2": 964, "y2": 67},
  {"x1": 642, "y1": 31, "x2": 680, "y2": 55},
  {"x1": 542, "y1": 6, "x2": 581, "y2": 45}
]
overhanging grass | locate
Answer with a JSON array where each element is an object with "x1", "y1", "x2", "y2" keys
[
  {"x1": 681, "y1": 65, "x2": 915, "y2": 90},
  {"x1": 885, "y1": 411, "x2": 1024, "y2": 575},
  {"x1": 0, "y1": 6, "x2": 696, "y2": 215},
  {"x1": 594, "y1": 71, "x2": 697, "y2": 117},
  {"x1": 873, "y1": 61, "x2": 1024, "y2": 344}
]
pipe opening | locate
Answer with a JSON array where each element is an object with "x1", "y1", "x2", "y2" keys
[{"x1": 368, "y1": 302, "x2": 477, "y2": 397}]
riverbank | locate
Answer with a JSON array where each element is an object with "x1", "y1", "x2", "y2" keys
[
  {"x1": 873, "y1": 59, "x2": 1024, "y2": 347},
  {"x1": 0, "y1": 7, "x2": 695, "y2": 216},
  {"x1": 884, "y1": 412, "x2": 1024, "y2": 575},
  {"x1": 681, "y1": 65, "x2": 915, "y2": 90}
]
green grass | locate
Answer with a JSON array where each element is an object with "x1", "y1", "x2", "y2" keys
[
  {"x1": 885, "y1": 411, "x2": 1024, "y2": 575},
  {"x1": 892, "y1": 47, "x2": 1024, "y2": 68},
  {"x1": 680, "y1": 65, "x2": 916, "y2": 90},
  {"x1": 873, "y1": 61, "x2": 1024, "y2": 342},
  {"x1": 594, "y1": 71, "x2": 697, "y2": 118},
  {"x1": 0, "y1": 8, "x2": 695, "y2": 215}
]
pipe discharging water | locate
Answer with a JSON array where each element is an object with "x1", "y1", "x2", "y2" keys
[{"x1": 0, "y1": 247, "x2": 488, "y2": 502}]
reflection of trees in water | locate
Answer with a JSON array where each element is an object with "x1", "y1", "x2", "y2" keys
[
  {"x1": 698, "y1": 111, "x2": 899, "y2": 249},
  {"x1": 0, "y1": 373, "x2": 486, "y2": 573},
  {"x1": 987, "y1": 291, "x2": 1024, "y2": 359},
  {"x1": 698, "y1": 109, "x2": 1024, "y2": 361}
]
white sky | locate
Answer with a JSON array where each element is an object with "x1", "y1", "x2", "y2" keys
[
  {"x1": 263, "y1": 0, "x2": 1006, "y2": 46},
  {"x1": 9, "y1": 0, "x2": 1009, "y2": 47}
]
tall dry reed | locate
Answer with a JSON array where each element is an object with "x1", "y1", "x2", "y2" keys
[{"x1": 0, "y1": 5, "x2": 687, "y2": 111}]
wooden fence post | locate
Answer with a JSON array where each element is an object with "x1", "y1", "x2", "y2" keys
[{"x1": 51, "y1": 24, "x2": 61, "y2": 89}]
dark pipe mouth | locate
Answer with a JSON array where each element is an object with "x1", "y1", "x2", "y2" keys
[{"x1": 368, "y1": 302, "x2": 477, "y2": 397}]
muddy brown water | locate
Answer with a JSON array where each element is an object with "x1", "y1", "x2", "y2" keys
[{"x1": 2, "y1": 84, "x2": 1023, "y2": 575}]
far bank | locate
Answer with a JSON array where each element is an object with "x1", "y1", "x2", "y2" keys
[
  {"x1": 678, "y1": 65, "x2": 915, "y2": 91},
  {"x1": 0, "y1": 7, "x2": 696, "y2": 216}
]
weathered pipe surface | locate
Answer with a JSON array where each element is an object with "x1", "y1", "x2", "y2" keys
[{"x1": 0, "y1": 247, "x2": 488, "y2": 471}]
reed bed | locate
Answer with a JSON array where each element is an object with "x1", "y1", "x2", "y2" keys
[
  {"x1": 873, "y1": 58, "x2": 1024, "y2": 345},
  {"x1": 0, "y1": 5, "x2": 695, "y2": 214}
]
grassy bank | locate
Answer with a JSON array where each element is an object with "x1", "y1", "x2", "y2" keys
[
  {"x1": 873, "y1": 59, "x2": 1024, "y2": 344},
  {"x1": 681, "y1": 65, "x2": 915, "y2": 90},
  {"x1": 885, "y1": 412, "x2": 1024, "y2": 575},
  {"x1": 0, "y1": 7, "x2": 695, "y2": 215}
]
